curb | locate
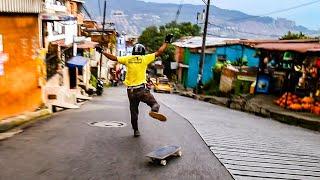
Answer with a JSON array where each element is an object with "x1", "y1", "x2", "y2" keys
[
  {"x1": 0, "y1": 109, "x2": 52, "y2": 133},
  {"x1": 269, "y1": 111, "x2": 320, "y2": 131},
  {"x1": 176, "y1": 89, "x2": 320, "y2": 132}
]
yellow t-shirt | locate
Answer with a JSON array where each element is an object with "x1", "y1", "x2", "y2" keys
[{"x1": 118, "y1": 53, "x2": 156, "y2": 86}]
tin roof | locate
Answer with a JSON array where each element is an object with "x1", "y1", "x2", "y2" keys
[
  {"x1": 173, "y1": 36, "x2": 237, "y2": 48},
  {"x1": 254, "y1": 43, "x2": 320, "y2": 53},
  {"x1": 70, "y1": 0, "x2": 85, "y2": 3},
  {"x1": 225, "y1": 39, "x2": 320, "y2": 46},
  {"x1": 0, "y1": 0, "x2": 42, "y2": 13}
]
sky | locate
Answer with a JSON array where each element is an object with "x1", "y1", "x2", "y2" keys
[{"x1": 143, "y1": 0, "x2": 320, "y2": 30}]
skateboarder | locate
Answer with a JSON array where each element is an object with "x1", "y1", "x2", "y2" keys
[{"x1": 97, "y1": 34, "x2": 174, "y2": 137}]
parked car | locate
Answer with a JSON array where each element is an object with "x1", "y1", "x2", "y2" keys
[{"x1": 153, "y1": 77, "x2": 173, "y2": 93}]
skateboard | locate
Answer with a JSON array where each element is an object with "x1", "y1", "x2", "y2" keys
[{"x1": 146, "y1": 145, "x2": 182, "y2": 166}]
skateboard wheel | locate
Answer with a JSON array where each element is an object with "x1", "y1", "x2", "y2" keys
[
  {"x1": 177, "y1": 151, "x2": 182, "y2": 157},
  {"x1": 160, "y1": 160, "x2": 167, "y2": 166}
]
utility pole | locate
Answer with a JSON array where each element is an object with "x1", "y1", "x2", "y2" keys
[
  {"x1": 99, "y1": 0, "x2": 107, "y2": 78},
  {"x1": 197, "y1": 0, "x2": 210, "y2": 94}
]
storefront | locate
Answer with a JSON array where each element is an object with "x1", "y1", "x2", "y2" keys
[{"x1": 255, "y1": 42, "x2": 320, "y2": 115}]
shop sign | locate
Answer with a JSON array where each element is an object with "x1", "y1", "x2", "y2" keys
[
  {"x1": 0, "y1": 52, "x2": 8, "y2": 76},
  {"x1": 0, "y1": 64, "x2": 3, "y2": 76},
  {"x1": 0, "y1": 53, "x2": 8, "y2": 63},
  {"x1": 237, "y1": 75, "x2": 256, "y2": 82}
]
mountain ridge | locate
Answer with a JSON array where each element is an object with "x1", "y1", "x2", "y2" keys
[{"x1": 85, "y1": 0, "x2": 318, "y2": 38}]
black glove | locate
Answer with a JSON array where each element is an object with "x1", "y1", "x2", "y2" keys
[
  {"x1": 165, "y1": 34, "x2": 174, "y2": 43},
  {"x1": 96, "y1": 46, "x2": 104, "y2": 53}
]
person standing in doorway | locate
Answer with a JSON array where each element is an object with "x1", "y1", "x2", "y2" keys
[{"x1": 97, "y1": 34, "x2": 174, "y2": 137}]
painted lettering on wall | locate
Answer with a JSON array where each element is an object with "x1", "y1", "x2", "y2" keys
[{"x1": 0, "y1": 34, "x2": 3, "y2": 52}]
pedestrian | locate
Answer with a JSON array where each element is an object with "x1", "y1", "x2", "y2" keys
[{"x1": 97, "y1": 34, "x2": 174, "y2": 137}]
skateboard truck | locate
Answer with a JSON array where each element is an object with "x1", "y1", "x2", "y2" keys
[{"x1": 146, "y1": 145, "x2": 182, "y2": 166}]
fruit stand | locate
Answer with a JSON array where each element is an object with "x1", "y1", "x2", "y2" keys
[
  {"x1": 254, "y1": 43, "x2": 320, "y2": 116},
  {"x1": 274, "y1": 92, "x2": 320, "y2": 115}
]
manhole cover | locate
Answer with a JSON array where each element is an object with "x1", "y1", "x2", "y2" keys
[{"x1": 88, "y1": 121, "x2": 127, "y2": 128}]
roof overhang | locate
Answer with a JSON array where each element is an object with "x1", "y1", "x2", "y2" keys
[
  {"x1": 0, "y1": 0, "x2": 42, "y2": 13},
  {"x1": 255, "y1": 43, "x2": 320, "y2": 53}
]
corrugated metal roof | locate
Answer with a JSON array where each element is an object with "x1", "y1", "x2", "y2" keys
[
  {"x1": 71, "y1": 0, "x2": 85, "y2": 3},
  {"x1": 225, "y1": 39, "x2": 320, "y2": 46},
  {"x1": 173, "y1": 36, "x2": 237, "y2": 48},
  {"x1": 255, "y1": 43, "x2": 320, "y2": 53},
  {"x1": 0, "y1": 0, "x2": 42, "y2": 13},
  {"x1": 307, "y1": 48, "x2": 320, "y2": 52}
]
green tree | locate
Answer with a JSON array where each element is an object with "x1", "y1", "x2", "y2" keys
[
  {"x1": 139, "y1": 21, "x2": 200, "y2": 78},
  {"x1": 280, "y1": 31, "x2": 310, "y2": 40},
  {"x1": 139, "y1": 21, "x2": 201, "y2": 62}
]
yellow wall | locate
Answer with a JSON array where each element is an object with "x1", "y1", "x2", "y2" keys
[{"x1": 0, "y1": 14, "x2": 42, "y2": 120}]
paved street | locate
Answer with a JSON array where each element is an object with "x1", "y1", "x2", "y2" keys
[
  {"x1": 155, "y1": 93, "x2": 320, "y2": 180},
  {"x1": 0, "y1": 87, "x2": 232, "y2": 180}
]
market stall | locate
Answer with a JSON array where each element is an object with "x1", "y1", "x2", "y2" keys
[{"x1": 255, "y1": 42, "x2": 320, "y2": 115}]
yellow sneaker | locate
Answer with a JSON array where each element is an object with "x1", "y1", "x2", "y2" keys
[{"x1": 149, "y1": 111, "x2": 167, "y2": 122}]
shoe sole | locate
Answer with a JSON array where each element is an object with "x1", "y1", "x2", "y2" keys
[{"x1": 149, "y1": 112, "x2": 167, "y2": 121}]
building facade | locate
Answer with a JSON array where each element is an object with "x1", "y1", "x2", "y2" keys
[{"x1": 0, "y1": 0, "x2": 44, "y2": 119}]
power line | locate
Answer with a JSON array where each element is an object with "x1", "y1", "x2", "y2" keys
[
  {"x1": 228, "y1": 0, "x2": 320, "y2": 22},
  {"x1": 98, "y1": 0, "x2": 102, "y2": 16},
  {"x1": 174, "y1": 0, "x2": 184, "y2": 22},
  {"x1": 201, "y1": 0, "x2": 207, "y2": 5},
  {"x1": 82, "y1": 4, "x2": 93, "y2": 20}
]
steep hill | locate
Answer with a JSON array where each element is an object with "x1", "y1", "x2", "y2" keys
[{"x1": 84, "y1": 0, "x2": 318, "y2": 38}]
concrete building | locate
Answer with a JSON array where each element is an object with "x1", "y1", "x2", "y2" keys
[
  {"x1": 173, "y1": 36, "x2": 260, "y2": 89},
  {"x1": 42, "y1": 0, "x2": 92, "y2": 110},
  {"x1": 0, "y1": 0, "x2": 44, "y2": 120}
]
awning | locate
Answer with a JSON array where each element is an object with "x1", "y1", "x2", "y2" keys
[
  {"x1": 67, "y1": 56, "x2": 88, "y2": 68},
  {"x1": 255, "y1": 43, "x2": 320, "y2": 53},
  {"x1": 77, "y1": 41, "x2": 99, "y2": 49},
  {"x1": 40, "y1": 13, "x2": 77, "y2": 21},
  {"x1": 51, "y1": 39, "x2": 72, "y2": 48}
]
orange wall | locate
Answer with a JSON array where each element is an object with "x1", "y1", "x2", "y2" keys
[{"x1": 0, "y1": 14, "x2": 42, "y2": 120}]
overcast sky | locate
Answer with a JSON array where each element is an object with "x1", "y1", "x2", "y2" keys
[{"x1": 142, "y1": 0, "x2": 320, "y2": 30}]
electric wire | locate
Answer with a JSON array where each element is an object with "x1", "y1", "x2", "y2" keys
[
  {"x1": 98, "y1": 0, "x2": 102, "y2": 17},
  {"x1": 82, "y1": 4, "x2": 93, "y2": 20},
  {"x1": 175, "y1": 0, "x2": 184, "y2": 22},
  {"x1": 201, "y1": 0, "x2": 207, "y2": 6},
  {"x1": 200, "y1": 0, "x2": 320, "y2": 37},
  {"x1": 228, "y1": 0, "x2": 320, "y2": 22}
]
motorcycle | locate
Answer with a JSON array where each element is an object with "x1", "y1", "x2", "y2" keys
[{"x1": 96, "y1": 79, "x2": 104, "y2": 96}]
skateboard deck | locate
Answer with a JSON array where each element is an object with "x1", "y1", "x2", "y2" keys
[{"x1": 146, "y1": 145, "x2": 182, "y2": 166}]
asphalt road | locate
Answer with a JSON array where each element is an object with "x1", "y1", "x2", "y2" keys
[
  {"x1": 155, "y1": 93, "x2": 320, "y2": 180},
  {"x1": 0, "y1": 87, "x2": 232, "y2": 180}
]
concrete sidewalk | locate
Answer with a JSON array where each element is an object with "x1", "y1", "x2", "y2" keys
[
  {"x1": 0, "y1": 87, "x2": 232, "y2": 180},
  {"x1": 0, "y1": 109, "x2": 52, "y2": 135},
  {"x1": 155, "y1": 93, "x2": 320, "y2": 180},
  {"x1": 177, "y1": 90, "x2": 320, "y2": 131}
]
